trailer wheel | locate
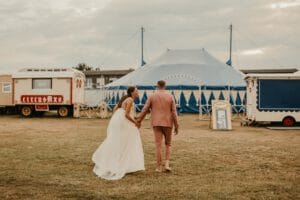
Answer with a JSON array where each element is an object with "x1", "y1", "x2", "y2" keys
[
  {"x1": 21, "y1": 106, "x2": 33, "y2": 117},
  {"x1": 58, "y1": 106, "x2": 69, "y2": 117},
  {"x1": 282, "y1": 116, "x2": 295, "y2": 127}
]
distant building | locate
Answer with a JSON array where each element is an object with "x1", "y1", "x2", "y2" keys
[
  {"x1": 83, "y1": 68, "x2": 134, "y2": 89},
  {"x1": 239, "y1": 67, "x2": 298, "y2": 74}
]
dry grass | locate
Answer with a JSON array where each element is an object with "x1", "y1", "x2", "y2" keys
[{"x1": 0, "y1": 114, "x2": 299, "y2": 200}]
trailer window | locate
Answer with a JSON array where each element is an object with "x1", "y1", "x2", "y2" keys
[
  {"x1": 258, "y1": 79, "x2": 300, "y2": 110},
  {"x1": 32, "y1": 79, "x2": 52, "y2": 89},
  {"x1": 2, "y1": 83, "x2": 11, "y2": 93}
]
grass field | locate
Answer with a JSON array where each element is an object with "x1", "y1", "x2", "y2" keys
[{"x1": 0, "y1": 115, "x2": 299, "y2": 200}]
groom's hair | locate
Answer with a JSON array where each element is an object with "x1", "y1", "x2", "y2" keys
[{"x1": 157, "y1": 80, "x2": 166, "y2": 89}]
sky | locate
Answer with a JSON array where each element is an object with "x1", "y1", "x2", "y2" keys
[{"x1": 0, "y1": 0, "x2": 299, "y2": 72}]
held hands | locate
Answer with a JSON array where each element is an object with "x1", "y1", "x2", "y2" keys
[{"x1": 135, "y1": 120, "x2": 141, "y2": 129}]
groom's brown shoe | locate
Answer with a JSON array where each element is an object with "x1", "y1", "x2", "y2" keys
[{"x1": 165, "y1": 160, "x2": 172, "y2": 172}]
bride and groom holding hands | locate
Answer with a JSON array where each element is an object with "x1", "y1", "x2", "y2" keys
[{"x1": 92, "y1": 80, "x2": 179, "y2": 180}]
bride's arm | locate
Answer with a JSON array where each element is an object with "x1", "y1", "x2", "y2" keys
[
  {"x1": 112, "y1": 104, "x2": 118, "y2": 113},
  {"x1": 125, "y1": 99, "x2": 138, "y2": 126}
]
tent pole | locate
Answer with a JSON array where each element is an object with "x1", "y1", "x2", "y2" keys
[
  {"x1": 179, "y1": 88, "x2": 181, "y2": 114},
  {"x1": 199, "y1": 84, "x2": 202, "y2": 120},
  {"x1": 226, "y1": 24, "x2": 233, "y2": 66},
  {"x1": 229, "y1": 24, "x2": 232, "y2": 65},
  {"x1": 228, "y1": 85, "x2": 230, "y2": 101},
  {"x1": 141, "y1": 27, "x2": 146, "y2": 66}
]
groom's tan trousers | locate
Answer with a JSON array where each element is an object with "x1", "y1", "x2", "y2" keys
[{"x1": 153, "y1": 126, "x2": 172, "y2": 166}]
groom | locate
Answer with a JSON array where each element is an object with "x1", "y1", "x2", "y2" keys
[{"x1": 137, "y1": 80, "x2": 179, "y2": 172}]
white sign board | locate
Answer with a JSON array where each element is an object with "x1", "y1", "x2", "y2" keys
[{"x1": 211, "y1": 100, "x2": 232, "y2": 130}]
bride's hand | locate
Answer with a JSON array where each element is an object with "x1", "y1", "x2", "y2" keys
[{"x1": 135, "y1": 121, "x2": 141, "y2": 129}]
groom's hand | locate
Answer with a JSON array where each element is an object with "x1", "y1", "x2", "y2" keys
[
  {"x1": 136, "y1": 118, "x2": 142, "y2": 125},
  {"x1": 174, "y1": 126, "x2": 179, "y2": 135}
]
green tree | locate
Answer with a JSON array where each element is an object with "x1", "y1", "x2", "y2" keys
[{"x1": 74, "y1": 63, "x2": 92, "y2": 71}]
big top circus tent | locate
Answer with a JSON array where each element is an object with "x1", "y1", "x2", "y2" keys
[{"x1": 105, "y1": 48, "x2": 246, "y2": 113}]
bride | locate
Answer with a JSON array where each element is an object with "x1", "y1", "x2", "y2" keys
[{"x1": 92, "y1": 86, "x2": 145, "y2": 180}]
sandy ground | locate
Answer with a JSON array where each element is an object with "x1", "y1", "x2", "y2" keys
[{"x1": 0, "y1": 114, "x2": 299, "y2": 200}]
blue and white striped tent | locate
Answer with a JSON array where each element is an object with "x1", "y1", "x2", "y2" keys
[{"x1": 105, "y1": 48, "x2": 246, "y2": 113}]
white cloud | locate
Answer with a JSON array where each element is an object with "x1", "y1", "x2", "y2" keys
[
  {"x1": 240, "y1": 49, "x2": 264, "y2": 56},
  {"x1": 270, "y1": 1, "x2": 300, "y2": 9}
]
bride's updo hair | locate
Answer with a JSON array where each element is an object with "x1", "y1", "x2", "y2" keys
[
  {"x1": 126, "y1": 86, "x2": 136, "y2": 97},
  {"x1": 117, "y1": 86, "x2": 136, "y2": 108}
]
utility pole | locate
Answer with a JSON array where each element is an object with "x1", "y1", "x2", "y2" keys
[
  {"x1": 226, "y1": 24, "x2": 233, "y2": 66},
  {"x1": 141, "y1": 26, "x2": 146, "y2": 66}
]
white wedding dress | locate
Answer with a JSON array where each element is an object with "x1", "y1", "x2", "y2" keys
[{"x1": 92, "y1": 102, "x2": 145, "y2": 180}]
